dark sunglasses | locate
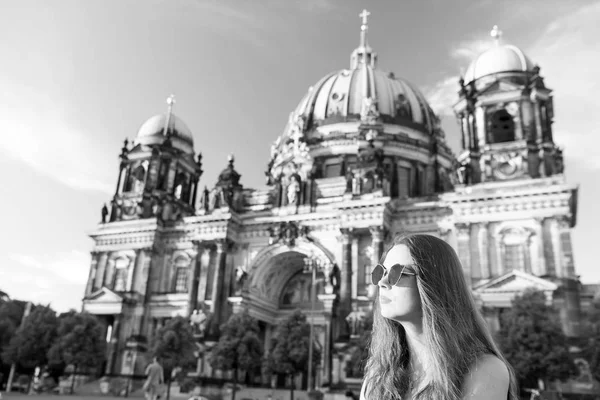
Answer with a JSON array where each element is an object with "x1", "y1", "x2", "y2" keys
[{"x1": 371, "y1": 264, "x2": 416, "y2": 286}]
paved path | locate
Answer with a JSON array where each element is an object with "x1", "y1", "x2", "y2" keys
[{"x1": 1, "y1": 394, "x2": 144, "y2": 400}]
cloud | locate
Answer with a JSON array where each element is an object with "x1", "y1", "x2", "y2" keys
[
  {"x1": 5, "y1": 251, "x2": 90, "y2": 313},
  {"x1": 0, "y1": 81, "x2": 114, "y2": 194},
  {"x1": 530, "y1": 2, "x2": 600, "y2": 169},
  {"x1": 8, "y1": 251, "x2": 90, "y2": 285},
  {"x1": 425, "y1": 76, "x2": 461, "y2": 117},
  {"x1": 187, "y1": 0, "x2": 336, "y2": 47},
  {"x1": 425, "y1": 2, "x2": 600, "y2": 170}
]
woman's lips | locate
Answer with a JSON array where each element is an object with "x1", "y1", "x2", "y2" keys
[{"x1": 380, "y1": 296, "x2": 392, "y2": 304}]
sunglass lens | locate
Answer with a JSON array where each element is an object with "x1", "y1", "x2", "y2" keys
[
  {"x1": 371, "y1": 265, "x2": 384, "y2": 285},
  {"x1": 387, "y1": 264, "x2": 403, "y2": 285}
]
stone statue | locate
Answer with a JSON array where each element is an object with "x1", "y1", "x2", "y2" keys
[
  {"x1": 101, "y1": 204, "x2": 109, "y2": 223},
  {"x1": 352, "y1": 172, "x2": 362, "y2": 195},
  {"x1": 190, "y1": 309, "x2": 208, "y2": 337},
  {"x1": 360, "y1": 97, "x2": 380, "y2": 125},
  {"x1": 234, "y1": 265, "x2": 248, "y2": 295},
  {"x1": 345, "y1": 303, "x2": 367, "y2": 338},
  {"x1": 286, "y1": 176, "x2": 301, "y2": 206}
]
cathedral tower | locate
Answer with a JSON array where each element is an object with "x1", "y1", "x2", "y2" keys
[
  {"x1": 449, "y1": 27, "x2": 580, "y2": 337},
  {"x1": 454, "y1": 26, "x2": 563, "y2": 184},
  {"x1": 109, "y1": 95, "x2": 203, "y2": 224}
]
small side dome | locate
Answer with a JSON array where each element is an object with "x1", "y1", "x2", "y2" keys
[
  {"x1": 464, "y1": 44, "x2": 535, "y2": 84},
  {"x1": 134, "y1": 95, "x2": 194, "y2": 154},
  {"x1": 464, "y1": 26, "x2": 535, "y2": 84}
]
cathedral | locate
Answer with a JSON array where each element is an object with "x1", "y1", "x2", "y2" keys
[{"x1": 82, "y1": 12, "x2": 581, "y2": 390}]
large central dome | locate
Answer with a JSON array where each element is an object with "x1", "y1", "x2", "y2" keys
[{"x1": 286, "y1": 13, "x2": 438, "y2": 137}]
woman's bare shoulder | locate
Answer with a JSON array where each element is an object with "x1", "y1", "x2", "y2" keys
[{"x1": 461, "y1": 354, "x2": 509, "y2": 400}]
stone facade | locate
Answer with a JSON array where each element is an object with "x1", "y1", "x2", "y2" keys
[{"x1": 82, "y1": 17, "x2": 582, "y2": 389}]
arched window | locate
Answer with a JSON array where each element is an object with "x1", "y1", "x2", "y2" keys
[
  {"x1": 173, "y1": 172, "x2": 186, "y2": 200},
  {"x1": 113, "y1": 258, "x2": 129, "y2": 292},
  {"x1": 133, "y1": 165, "x2": 146, "y2": 193},
  {"x1": 489, "y1": 109, "x2": 516, "y2": 144},
  {"x1": 500, "y1": 228, "x2": 532, "y2": 273},
  {"x1": 157, "y1": 160, "x2": 170, "y2": 190}
]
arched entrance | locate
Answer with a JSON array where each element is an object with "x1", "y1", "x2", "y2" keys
[
  {"x1": 245, "y1": 238, "x2": 334, "y2": 308},
  {"x1": 239, "y1": 238, "x2": 336, "y2": 389}
]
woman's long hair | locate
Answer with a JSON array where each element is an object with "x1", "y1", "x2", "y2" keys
[{"x1": 363, "y1": 234, "x2": 518, "y2": 400}]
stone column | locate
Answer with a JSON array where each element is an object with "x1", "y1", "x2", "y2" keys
[
  {"x1": 558, "y1": 218, "x2": 576, "y2": 279},
  {"x1": 475, "y1": 106, "x2": 486, "y2": 149},
  {"x1": 105, "y1": 317, "x2": 121, "y2": 374},
  {"x1": 456, "y1": 224, "x2": 472, "y2": 286},
  {"x1": 541, "y1": 218, "x2": 557, "y2": 276},
  {"x1": 370, "y1": 226, "x2": 385, "y2": 263},
  {"x1": 469, "y1": 224, "x2": 482, "y2": 281},
  {"x1": 85, "y1": 252, "x2": 99, "y2": 296},
  {"x1": 533, "y1": 100, "x2": 544, "y2": 146},
  {"x1": 95, "y1": 252, "x2": 109, "y2": 290},
  {"x1": 211, "y1": 240, "x2": 229, "y2": 332},
  {"x1": 339, "y1": 228, "x2": 353, "y2": 338},
  {"x1": 319, "y1": 293, "x2": 336, "y2": 388},
  {"x1": 198, "y1": 247, "x2": 212, "y2": 303},
  {"x1": 127, "y1": 250, "x2": 141, "y2": 292},
  {"x1": 478, "y1": 223, "x2": 490, "y2": 280},
  {"x1": 487, "y1": 223, "x2": 499, "y2": 278},
  {"x1": 188, "y1": 241, "x2": 203, "y2": 316},
  {"x1": 104, "y1": 257, "x2": 115, "y2": 288},
  {"x1": 115, "y1": 164, "x2": 125, "y2": 196},
  {"x1": 159, "y1": 252, "x2": 173, "y2": 293},
  {"x1": 458, "y1": 113, "x2": 467, "y2": 150},
  {"x1": 351, "y1": 236, "x2": 359, "y2": 298}
]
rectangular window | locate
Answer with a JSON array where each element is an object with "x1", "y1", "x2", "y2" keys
[
  {"x1": 174, "y1": 267, "x2": 189, "y2": 293},
  {"x1": 114, "y1": 267, "x2": 128, "y2": 292},
  {"x1": 397, "y1": 167, "x2": 411, "y2": 198},
  {"x1": 325, "y1": 163, "x2": 342, "y2": 178},
  {"x1": 504, "y1": 244, "x2": 525, "y2": 272}
]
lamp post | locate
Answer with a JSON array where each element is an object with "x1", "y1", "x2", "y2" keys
[{"x1": 303, "y1": 255, "x2": 328, "y2": 392}]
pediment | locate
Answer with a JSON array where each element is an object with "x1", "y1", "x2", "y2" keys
[
  {"x1": 86, "y1": 287, "x2": 125, "y2": 303},
  {"x1": 474, "y1": 270, "x2": 558, "y2": 293}
]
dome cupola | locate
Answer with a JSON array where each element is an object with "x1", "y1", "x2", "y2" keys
[
  {"x1": 285, "y1": 17, "x2": 438, "y2": 138},
  {"x1": 135, "y1": 95, "x2": 195, "y2": 155},
  {"x1": 265, "y1": 10, "x2": 455, "y2": 205},
  {"x1": 464, "y1": 26, "x2": 536, "y2": 87}
]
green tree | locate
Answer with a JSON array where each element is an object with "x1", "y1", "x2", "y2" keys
[
  {"x1": 581, "y1": 297, "x2": 600, "y2": 382},
  {"x1": 47, "y1": 312, "x2": 107, "y2": 394},
  {"x1": 264, "y1": 310, "x2": 321, "y2": 400},
  {"x1": 2, "y1": 305, "x2": 58, "y2": 370},
  {"x1": 151, "y1": 316, "x2": 198, "y2": 400},
  {"x1": 497, "y1": 289, "x2": 577, "y2": 390},
  {"x1": 210, "y1": 311, "x2": 263, "y2": 400},
  {"x1": 0, "y1": 300, "x2": 27, "y2": 366},
  {"x1": 0, "y1": 289, "x2": 9, "y2": 302}
]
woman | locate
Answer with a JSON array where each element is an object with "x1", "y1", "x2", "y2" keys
[{"x1": 361, "y1": 234, "x2": 518, "y2": 400}]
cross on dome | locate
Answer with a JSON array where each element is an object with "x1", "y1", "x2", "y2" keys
[
  {"x1": 163, "y1": 94, "x2": 176, "y2": 137},
  {"x1": 359, "y1": 9, "x2": 370, "y2": 47},
  {"x1": 490, "y1": 25, "x2": 502, "y2": 45}
]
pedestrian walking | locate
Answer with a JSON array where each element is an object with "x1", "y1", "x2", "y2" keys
[{"x1": 143, "y1": 356, "x2": 165, "y2": 400}]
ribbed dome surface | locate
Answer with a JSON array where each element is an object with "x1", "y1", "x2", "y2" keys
[
  {"x1": 291, "y1": 64, "x2": 436, "y2": 134},
  {"x1": 135, "y1": 113, "x2": 194, "y2": 154},
  {"x1": 464, "y1": 44, "x2": 535, "y2": 84}
]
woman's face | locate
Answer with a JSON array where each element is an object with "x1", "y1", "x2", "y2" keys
[{"x1": 378, "y1": 243, "x2": 422, "y2": 323}]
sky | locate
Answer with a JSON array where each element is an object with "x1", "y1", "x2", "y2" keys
[{"x1": 0, "y1": 0, "x2": 598, "y2": 313}]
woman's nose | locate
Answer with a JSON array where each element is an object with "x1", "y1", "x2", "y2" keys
[{"x1": 378, "y1": 272, "x2": 392, "y2": 290}]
